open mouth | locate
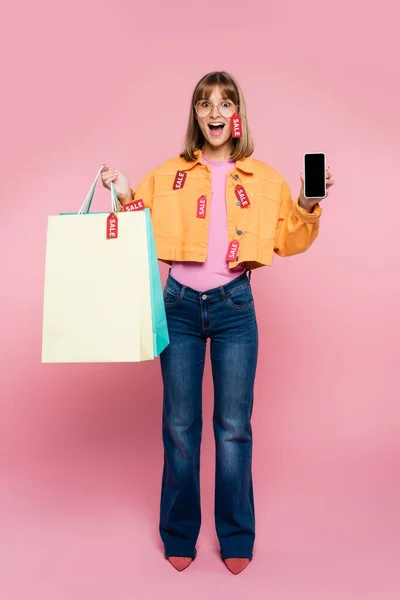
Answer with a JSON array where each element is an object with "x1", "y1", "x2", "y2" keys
[{"x1": 208, "y1": 122, "x2": 225, "y2": 137}]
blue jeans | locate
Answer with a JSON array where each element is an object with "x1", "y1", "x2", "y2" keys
[{"x1": 159, "y1": 270, "x2": 258, "y2": 560}]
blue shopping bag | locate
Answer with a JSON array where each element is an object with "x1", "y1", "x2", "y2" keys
[{"x1": 144, "y1": 208, "x2": 170, "y2": 356}]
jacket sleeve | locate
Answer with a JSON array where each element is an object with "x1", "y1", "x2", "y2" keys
[
  {"x1": 125, "y1": 168, "x2": 155, "y2": 212},
  {"x1": 273, "y1": 179, "x2": 323, "y2": 257}
]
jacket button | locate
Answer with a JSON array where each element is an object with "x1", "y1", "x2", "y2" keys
[
  {"x1": 233, "y1": 174, "x2": 239, "y2": 179},
  {"x1": 237, "y1": 230, "x2": 243, "y2": 235},
  {"x1": 236, "y1": 200, "x2": 241, "y2": 206}
]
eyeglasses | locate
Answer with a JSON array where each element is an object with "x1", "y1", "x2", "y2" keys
[{"x1": 194, "y1": 99, "x2": 238, "y2": 118}]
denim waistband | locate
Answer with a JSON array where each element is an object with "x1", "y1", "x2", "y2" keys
[{"x1": 165, "y1": 270, "x2": 252, "y2": 303}]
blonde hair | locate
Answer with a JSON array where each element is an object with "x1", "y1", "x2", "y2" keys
[{"x1": 180, "y1": 71, "x2": 254, "y2": 161}]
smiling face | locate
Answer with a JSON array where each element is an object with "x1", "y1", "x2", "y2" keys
[{"x1": 195, "y1": 86, "x2": 236, "y2": 159}]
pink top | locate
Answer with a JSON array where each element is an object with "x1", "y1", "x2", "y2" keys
[{"x1": 170, "y1": 155, "x2": 246, "y2": 292}]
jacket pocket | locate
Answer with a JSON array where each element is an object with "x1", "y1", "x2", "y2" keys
[
  {"x1": 245, "y1": 193, "x2": 280, "y2": 240},
  {"x1": 152, "y1": 189, "x2": 188, "y2": 237}
]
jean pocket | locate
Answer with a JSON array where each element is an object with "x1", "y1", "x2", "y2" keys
[
  {"x1": 163, "y1": 286, "x2": 181, "y2": 307},
  {"x1": 226, "y1": 284, "x2": 254, "y2": 309}
]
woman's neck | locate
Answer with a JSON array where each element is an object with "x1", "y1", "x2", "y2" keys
[{"x1": 202, "y1": 141, "x2": 234, "y2": 162}]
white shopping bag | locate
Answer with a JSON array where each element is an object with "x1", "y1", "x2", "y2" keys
[{"x1": 41, "y1": 165, "x2": 167, "y2": 363}]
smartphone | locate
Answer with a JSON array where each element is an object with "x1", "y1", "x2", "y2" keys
[{"x1": 303, "y1": 152, "x2": 326, "y2": 199}]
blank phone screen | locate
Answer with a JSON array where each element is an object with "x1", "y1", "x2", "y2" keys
[{"x1": 304, "y1": 153, "x2": 325, "y2": 198}]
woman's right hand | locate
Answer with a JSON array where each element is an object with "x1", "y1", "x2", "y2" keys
[{"x1": 101, "y1": 165, "x2": 132, "y2": 204}]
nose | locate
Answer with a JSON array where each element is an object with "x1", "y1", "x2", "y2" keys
[{"x1": 210, "y1": 104, "x2": 220, "y2": 118}]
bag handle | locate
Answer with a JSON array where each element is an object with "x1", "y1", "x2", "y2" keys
[{"x1": 78, "y1": 164, "x2": 121, "y2": 215}]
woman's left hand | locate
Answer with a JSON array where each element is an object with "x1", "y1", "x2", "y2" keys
[{"x1": 298, "y1": 166, "x2": 335, "y2": 212}]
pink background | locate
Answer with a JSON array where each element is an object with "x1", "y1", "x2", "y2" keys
[{"x1": 1, "y1": 0, "x2": 399, "y2": 598}]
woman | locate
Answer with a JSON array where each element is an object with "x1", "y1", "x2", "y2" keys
[{"x1": 101, "y1": 71, "x2": 335, "y2": 575}]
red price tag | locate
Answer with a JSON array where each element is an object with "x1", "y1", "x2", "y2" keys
[
  {"x1": 123, "y1": 199, "x2": 144, "y2": 211},
  {"x1": 173, "y1": 170, "x2": 187, "y2": 190},
  {"x1": 197, "y1": 195, "x2": 207, "y2": 218},
  {"x1": 226, "y1": 240, "x2": 240, "y2": 262},
  {"x1": 106, "y1": 213, "x2": 118, "y2": 239},
  {"x1": 235, "y1": 185, "x2": 250, "y2": 208},
  {"x1": 231, "y1": 113, "x2": 243, "y2": 138}
]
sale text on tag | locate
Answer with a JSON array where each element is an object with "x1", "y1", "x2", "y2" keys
[
  {"x1": 226, "y1": 239, "x2": 240, "y2": 261},
  {"x1": 197, "y1": 195, "x2": 207, "y2": 218},
  {"x1": 231, "y1": 113, "x2": 243, "y2": 138},
  {"x1": 173, "y1": 170, "x2": 187, "y2": 190},
  {"x1": 123, "y1": 199, "x2": 145, "y2": 211},
  {"x1": 107, "y1": 213, "x2": 118, "y2": 239},
  {"x1": 235, "y1": 185, "x2": 250, "y2": 208}
]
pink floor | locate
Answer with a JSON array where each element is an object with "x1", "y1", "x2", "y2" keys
[{"x1": 2, "y1": 426, "x2": 398, "y2": 600}]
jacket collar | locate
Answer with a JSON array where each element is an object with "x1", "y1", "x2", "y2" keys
[{"x1": 178, "y1": 149, "x2": 254, "y2": 174}]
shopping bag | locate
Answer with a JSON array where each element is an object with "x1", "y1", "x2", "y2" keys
[
  {"x1": 145, "y1": 206, "x2": 170, "y2": 357},
  {"x1": 42, "y1": 164, "x2": 169, "y2": 363}
]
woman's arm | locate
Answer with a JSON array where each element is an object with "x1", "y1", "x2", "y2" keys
[
  {"x1": 274, "y1": 179, "x2": 322, "y2": 257},
  {"x1": 123, "y1": 169, "x2": 156, "y2": 213}
]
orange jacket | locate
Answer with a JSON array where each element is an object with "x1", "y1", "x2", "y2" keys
[{"x1": 128, "y1": 149, "x2": 322, "y2": 271}]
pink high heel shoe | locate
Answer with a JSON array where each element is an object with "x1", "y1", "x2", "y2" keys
[
  {"x1": 167, "y1": 556, "x2": 193, "y2": 571},
  {"x1": 224, "y1": 558, "x2": 250, "y2": 575}
]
